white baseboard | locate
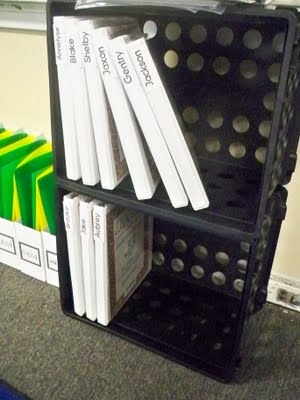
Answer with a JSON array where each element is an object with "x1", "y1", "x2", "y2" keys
[
  {"x1": 270, "y1": 272, "x2": 300, "y2": 288},
  {"x1": 268, "y1": 273, "x2": 300, "y2": 313}
]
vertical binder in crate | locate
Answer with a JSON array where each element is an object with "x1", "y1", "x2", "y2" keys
[{"x1": 47, "y1": 0, "x2": 299, "y2": 382}]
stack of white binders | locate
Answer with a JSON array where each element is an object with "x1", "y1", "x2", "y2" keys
[
  {"x1": 53, "y1": 16, "x2": 209, "y2": 211},
  {"x1": 63, "y1": 192, "x2": 153, "y2": 325}
]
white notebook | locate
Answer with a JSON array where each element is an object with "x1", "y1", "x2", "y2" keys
[
  {"x1": 128, "y1": 37, "x2": 209, "y2": 211},
  {"x1": 78, "y1": 20, "x2": 128, "y2": 190},
  {"x1": 92, "y1": 27, "x2": 160, "y2": 200},
  {"x1": 62, "y1": 17, "x2": 100, "y2": 186},
  {"x1": 63, "y1": 193, "x2": 86, "y2": 317},
  {"x1": 109, "y1": 35, "x2": 188, "y2": 209},
  {"x1": 80, "y1": 198, "x2": 97, "y2": 321},
  {"x1": 53, "y1": 17, "x2": 81, "y2": 181},
  {"x1": 93, "y1": 202, "x2": 110, "y2": 326}
]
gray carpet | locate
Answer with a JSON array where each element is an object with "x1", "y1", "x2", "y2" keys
[{"x1": 1, "y1": 264, "x2": 299, "y2": 400}]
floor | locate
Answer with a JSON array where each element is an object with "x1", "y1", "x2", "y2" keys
[{"x1": 1, "y1": 264, "x2": 299, "y2": 400}]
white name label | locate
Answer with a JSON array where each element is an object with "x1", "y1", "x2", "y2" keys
[
  {"x1": 67, "y1": 36, "x2": 77, "y2": 65},
  {"x1": 97, "y1": 44, "x2": 117, "y2": 79},
  {"x1": 0, "y1": 233, "x2": 16, "y2": 254},
  {"x1": 93, "y1": 208, "x2": 104, "y2": 242},
  {"x1": 115, "y1": 51, "x2": 133, "y2": 85},
  {"x1": 47, "y1": 251, "x2": 58, "y2": 271},
  {"x1": 80, "y1": 217, "x2": 87, "y2": 236},
  {"x1": 64, "y1": 203, "x2": 72, "y2": 231},
  {"x1": 133, "y1": 48, "x2": 154, "y2": 89},
  {"x1": 20, "y1": 243, "x2": 41, "y2": 266},
  {"x1": 54, "y1": 25, "x2": 64, "y2": 65},
  {"x1": 81, "y1": 32, "x2": 92, "y2": 64}
]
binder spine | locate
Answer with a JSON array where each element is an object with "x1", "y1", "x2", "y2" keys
[
  {"x1": 63, "y1": 195, "x2": 86, "y2": 316},
  {"x1": 53, "y1": 18, "x2": 81, "y2": 181}
]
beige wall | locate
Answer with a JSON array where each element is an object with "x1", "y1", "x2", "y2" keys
[
  {"x1": 0, "y1": 29, "x2": 51, "y2": 139},
  {"x1": 0, "y1": 28, "x2": 299, "y2": 281}
]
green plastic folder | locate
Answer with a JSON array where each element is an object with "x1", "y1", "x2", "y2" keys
[
  {"x1": 14, "y1": 143, "x2": 52, "y2": 228},
  {"x1": 0, "y1": 130, "x2": 13, "y2": 141},
  {"x1": 0, "y1": 129, "x2": 28, "y2": 141},
  {"x1": 0, "y1": 136, "x2": 46, "y2": 220},
  {"x1": 0, "y1": 132, "x2": 28, "y2": 150},
  {"x1": 33, "y1": 166, "x2": 56, "y2": 235},
  {"x1": 0, "y1": 127, "x2": 8, "y2": 133}
]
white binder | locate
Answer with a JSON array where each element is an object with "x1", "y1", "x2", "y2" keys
[
  {"x1": 53, "y1": 17, "x2": 81, "y2": 181},
  {"x1": 63, "y1": 17, "x2": 100, "y2": 186},
  {"x1": 63, "y1": 193, "x2": 86, "y2": 316},
  {"x1": 92, "y1": 27, "x2": 160, "y2": 200},
  {"x1": 128, "y1": 37, "x2": 209, "y2": 211},
  {"x1": 110, "y1": 35, "x2": 188, "y2": 209},
  {"x1": 78, "y1": 20, "x2": 128, "y2": 190},
  {"x1": 80, "y1": 198, "x2": 97, "y2": 321}
]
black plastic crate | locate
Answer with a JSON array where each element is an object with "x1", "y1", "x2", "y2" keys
[
  {"x1": 55, "y1": 186, "x2": 287, "y2": 382},
  {"x1": 47, "y1": 0, "x2": 300, "y2": 239},
  {"x1": 47, "y1": 0, "x2": 293, "y2": 383}
]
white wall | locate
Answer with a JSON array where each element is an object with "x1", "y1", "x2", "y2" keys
[{"x1": 0, "y1": 27, "x2": 299, "y2": 281}]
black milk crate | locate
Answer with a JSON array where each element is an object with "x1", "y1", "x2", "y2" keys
[
  {"x1": 47, "y1": 0, "x2": 293, "y2": 383},
  {"x1": 55, "y1": 186, "x2": 287, "y2": 382},
  {"x1": 48, "y1": 0, "x2": 300, "y2": 239}
]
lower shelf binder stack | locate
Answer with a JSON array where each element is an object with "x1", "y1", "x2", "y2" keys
[
  {"x1": 48, "y1": 0, "x2": 300, "y2": 382},
  {"x1": 62, "y1": 191, "x2": 153, "y2": 326}
]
